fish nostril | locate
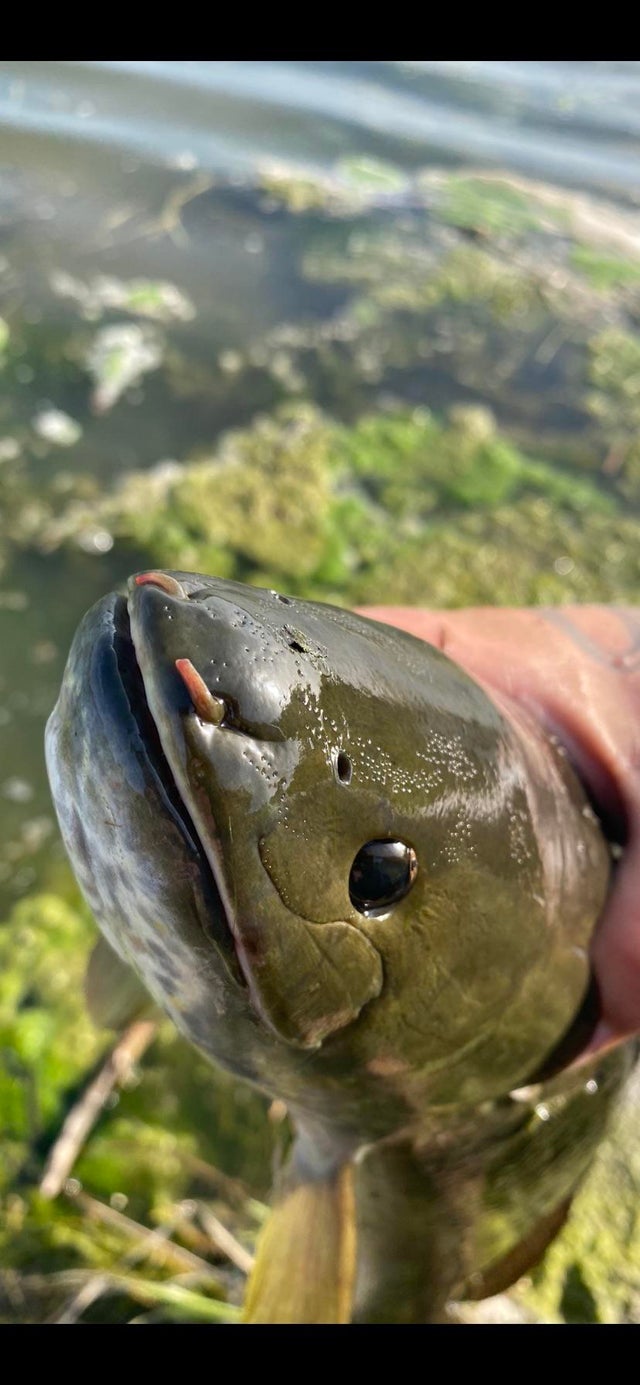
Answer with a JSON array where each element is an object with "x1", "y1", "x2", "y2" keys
[
  {"x1": 134, "y1": 572, "x2": 187, "y2": 599},
  {"x1": 175, "y1": 658, "x2": 226, "y2": 725},
  {"x1": 334, "y1": 750, "x2": 353, "y2": 785}
]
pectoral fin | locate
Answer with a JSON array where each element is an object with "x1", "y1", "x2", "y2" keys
[
  {"x1": 243, "y1": 1163, "x2": 356, "y2": 1324},
  {"x1": 85, "y1": 935, "x2": 156, "y2": 1030}
]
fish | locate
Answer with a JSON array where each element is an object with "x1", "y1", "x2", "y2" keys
[{"x1": 45, "y1": 569, "x2": 634, "y2": 1323}]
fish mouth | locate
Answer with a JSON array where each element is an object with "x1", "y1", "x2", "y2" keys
[{"x1": 111, "y1": 592, "x2": 243, "y2": 982}]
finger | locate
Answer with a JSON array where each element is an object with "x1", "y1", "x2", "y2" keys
[
  {"x1": 356, "y1": 606, "x2": 550, "y2": 695},
  {"x1": 356, "y1": 606, "x2": 461, "y2": 651},
  {"x1": 590, "y1": 841, "x2": 640, "y2": 1039}
]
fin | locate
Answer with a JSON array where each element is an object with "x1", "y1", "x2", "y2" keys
[
  {"x1": 462, "y1": 1196, "x2": 573, "y2": 1301},
  {"x1": 85, "y1": 935, "x2": 156, "y2": 1030},
  {"x1": 243, "y1": 1164, "x2": 356, "y2": 1324}
]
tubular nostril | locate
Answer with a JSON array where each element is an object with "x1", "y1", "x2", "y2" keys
[
  {"x1": 134, "y1": 572, "x2": 187, "y2": 599},
  {"x1": 175, "y1": 658, "x2": 226, "y2": 725}
]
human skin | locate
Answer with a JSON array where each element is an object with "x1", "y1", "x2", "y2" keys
[{"x1": 357, "y1": 605, "x2": 640, "y2": 1060}]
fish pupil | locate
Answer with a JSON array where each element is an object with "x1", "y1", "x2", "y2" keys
[{"x1": 349, "y1": 840, "x2": 418, "y2": 916}]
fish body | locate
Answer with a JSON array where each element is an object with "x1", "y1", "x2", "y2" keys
[{"x1": 45, "y1": 571, "x2": 633, "y2": 1322}]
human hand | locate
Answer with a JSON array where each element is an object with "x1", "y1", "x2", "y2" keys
[{"x1": 357, "y1": 604, "x2": 640, "y2": 1060}]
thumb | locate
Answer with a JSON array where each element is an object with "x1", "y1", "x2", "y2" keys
[{"x1": 590, "y1": 840, "x2": 640, "y2": 1041}]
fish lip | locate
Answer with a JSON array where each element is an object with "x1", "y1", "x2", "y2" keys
[
  {"x1": 111, "y1": 593, "x2": 242, "y2": 975},
  {"x1": 124, "y1": 573, "x2": 294, "y2": 1019}
]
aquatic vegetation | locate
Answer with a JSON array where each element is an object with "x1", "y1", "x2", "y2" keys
[
  {"x1": 586, "y1": 329, "x2": 640, "y2": 493},
  {"x1": 588, "y1": 328, "x2": 640, "y2": 433},
  {"x1": 33, "y1": 407, "x2": 335, "y2": 586},
  {"x1": 169, "y1": 407, "x2": 334, "y2": 580},
  {"x1": 0, "y1": 886, "x2": 272, "y2": 1321},
  {"x1": 0, "y1": 449, "x2": 51, "y2": 577},
  {"x1": 0, "y1": 892, "x2": 104, "y2": 1189},
  {"x1": 21, "y1": 402, "x2": 634, "y2": 614},
  {"x1": 285, "y1": 168, "x2": 640, "y2": 492},
  {"x1": 570, "y1": 246, "x2": 640, "y2": 294},
  {"x1": 259, "y1": 164, "x2": 355, "y2": 216},
  {"x1": 258, "y1": 157, "x2": 409, "y2": 217},
  {"x1": 303, "y1": 231, "x2": 543, "y2": 321},
  {"x1": 414, "y1": 169, "x2": 640, "y2": 260},
  {"x1": 335, "y1": 156, "x2": 410, "y2": 196},
  {"x1": 436, "y1": 175, "x2": 540, "y2": 238},
  {"x1": 84, "y1": 323, "x2": 165, "y2": 413},
  {"x1": 332, "y1": 406, "x2": 613, "y2": 518},
  {"x1": 49, "y1": 271, "x2": 196, "y2": 325},
  {"x1": 351, "y1": 497, "x2": 640, "y2": 608}
]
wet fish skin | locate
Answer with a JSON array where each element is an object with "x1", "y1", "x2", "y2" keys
[{"x1": 45, "y1": 570, "x2": 630, "y2": 1321}]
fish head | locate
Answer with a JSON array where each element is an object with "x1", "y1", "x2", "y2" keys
[{"x1": 46, "y1": 571, "x2": 610, "y2": 1120}]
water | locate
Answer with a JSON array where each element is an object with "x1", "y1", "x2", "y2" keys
[
  {"x1": 0, "y1": 59, "x2": 639, "y2": 906},
  {"x1": 3, "y1": 62, "x2": 640, "y2": 196}
]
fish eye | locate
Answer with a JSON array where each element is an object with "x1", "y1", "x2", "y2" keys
[{"x1": 349, "y1": 840, "x2": 418, "y2": 916}]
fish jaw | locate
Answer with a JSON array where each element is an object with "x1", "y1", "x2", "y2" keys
[{"x1": 44, "y1": 591, "x2": 278, "y2": 1065}]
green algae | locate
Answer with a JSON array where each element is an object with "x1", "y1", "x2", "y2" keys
[
  {"x1": 50, "y1": 271, "x2": 195, "y2": 324},
  {"x1": 26, "y1": 402, "x2": 630, "y2": 613},
  {"x1": 287, "y1": 168, "x2": 640, "y2": 496},
  {"x1": 303, "y1": 232, "x2": 544, "y2": 321},
  {"x1": 570, "y1": 246, "x2": 640, "y2": 293},
  {"x1": 588, "y1": 328, "x2": 640, "y2": 433},
  {"x1": 437, "y1": 176, "x2": 540, "y2": 238},
  {"x1": 258, "y1": 156, "x2": 409, "y2": 217},
  {"x1": 85, "y1": 322, "x2": 165, "y2": 413},
  {"x1": 0, "y1": 892, "x2": 103, "y2": 1174},
  {"x1": 170, "y1": 407, "x2": 334, "y2": 580},
  {"x1": 335, "y1": 156, "x2": 409, "y2": 196},
  {"x1": 351, "y1": 498, "x2": 640, "y2": 609},
  {"x1": 259, "y1": 165, "x2": 351, "y2": 216},
  {"x1": 0, "y1": 885, "x2": 272, "y2": 1320},
  {"x1": 585, "y1": 328, "x2": 640, "y2": 493},
  {"x1": 332, "y1": 406, "x2": 613, "y2": 519}
]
